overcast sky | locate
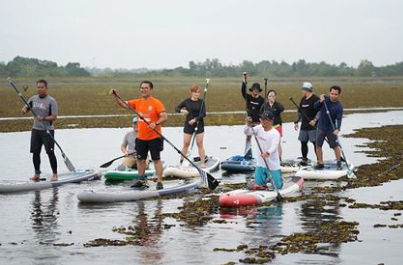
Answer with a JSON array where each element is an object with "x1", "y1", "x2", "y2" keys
[{"x1": 1, "y1": 0, "x2": 402, "y2": 69}]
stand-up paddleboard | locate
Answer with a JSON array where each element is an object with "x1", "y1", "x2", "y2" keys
[
  {"x1": 77, "y1": 179, "x2": 199, "y2": 203},
  {"x1": 221, "y1": 155, "x2": 256, "y2": 173},
  {"x1": 104, "y1": 162, "x2": 165, "y2": 181},
  {"x1": 219, "y1": 177, "x2": 304, "y2": 207},
  {"x1": 163, "y1": 156, "x2": 220, "y2": 178},
  {"x1": 0, "y1": 169, "x2": 101, "y2": 194},
  {"x1": 281, "y1": 158, "x2": 313, "y2": 173},
  {"x1": 294, "y1": 161, "x2": 349, "y2": 180}
]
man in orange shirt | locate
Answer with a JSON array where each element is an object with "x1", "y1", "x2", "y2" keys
[{"x1": 109, "y1": 81, "x2": 168, "y2": 190}]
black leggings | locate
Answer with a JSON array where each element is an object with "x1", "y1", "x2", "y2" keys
[
  {"x1": 33, "y1": 152, "x2": 57, "y2": 174},
  {"x1": 301, "y1": 141, "x2": 316, "y2": 159}
]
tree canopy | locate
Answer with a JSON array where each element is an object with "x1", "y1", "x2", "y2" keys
[{"x1": 0, "y1": 56, "x2": 90, "y2": 77}]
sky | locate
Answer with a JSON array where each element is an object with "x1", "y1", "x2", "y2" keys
[{"x1": 0, "y1": 0, "x2": 402, "y2": 69}]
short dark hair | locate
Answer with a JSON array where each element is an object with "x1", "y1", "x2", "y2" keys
[
  {"x1": 36, "y1": 79, "x2": 48, "y2": 88},
  {"x1": 267, "y1": 89, "x2": 277, "y2": 95},
  {"x1": 140, "y1": 80, "x2": 153, "y2": 89},
  {"x1": 330, "y1": 85, "x2": 341, "y2": 94}
]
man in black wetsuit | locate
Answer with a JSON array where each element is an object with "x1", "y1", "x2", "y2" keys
[
  {"x1": 241, "y1": 73, "x2": 264, "y2": 157},
  {"x1": 294, "y1": 82, "x2": 320, "y2": 165}
]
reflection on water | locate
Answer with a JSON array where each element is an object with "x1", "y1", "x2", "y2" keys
[
  {"x1": 31, "y1": 189, "x2": 59, "y2": 244},
  {"x1": 135, "y1": 200, "x2": 164, "y2": 265}
]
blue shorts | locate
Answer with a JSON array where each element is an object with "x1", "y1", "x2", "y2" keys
[{"x1": 254, "y1": 167, "x2": 283, "y2": 189}]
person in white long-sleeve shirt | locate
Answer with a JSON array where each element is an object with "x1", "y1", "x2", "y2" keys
[{"x1": 244, "y1": 111, "x2": 283, "y2": 190}]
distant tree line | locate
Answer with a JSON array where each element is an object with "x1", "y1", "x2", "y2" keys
[
  {"x1": 140, "y1": 59, "x2": 403, "y2": 77},
  {"x1": 0, "y1": 56, "x2": 90, "y2": 77},
  {"x1": 1, "y1": 56, "x2": 403, "y2": 78}
]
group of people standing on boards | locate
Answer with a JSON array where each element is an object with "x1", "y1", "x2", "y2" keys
[
  {"x1": 241, "y1": 74, "x2": 344, "y2": 190},
  {"x1": 22, "y1": 75, "x2": 343, "y2": 192}
]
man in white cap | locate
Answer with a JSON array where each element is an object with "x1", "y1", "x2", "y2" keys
[{"x1": 294, "y1": 82, "x2": 320, "y2": 165}]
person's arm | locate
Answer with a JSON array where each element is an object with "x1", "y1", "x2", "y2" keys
[
  {"x1": 241, "y1": 81, "x2": 247, "y2": 100},
  {"x1": 266, "y1": 132, "x2": 280, "y2": 155},
  {"x1": 109, "y1": 88, "x2": 130, "y2": 109},
  {"x1": 243, "y1": 125, "x2": 253, "y2": 136},
  {"x1": 314, "y1": 97, "x2": 323, "y2": 110},
  {"x1": 175, "y1": 99, "x2": 187, "y2": 113},
  {"x1": 21, "y1": 97, "x2": 33, "y2": 114},
  {"x1": 121, "y1": 134, "x2": 129, "y2": 156},
  {"x1": 334, "y1": 105, "x2": 343, "y2": 132}
]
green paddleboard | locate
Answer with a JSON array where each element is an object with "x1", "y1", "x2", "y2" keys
[{"x1": 104, "y1": 168, "x2": 155, "y2": 180}]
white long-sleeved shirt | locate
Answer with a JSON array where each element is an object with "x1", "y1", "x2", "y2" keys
[{"x1": 244, "y1": 125, "x2": 281, "y2": 170}]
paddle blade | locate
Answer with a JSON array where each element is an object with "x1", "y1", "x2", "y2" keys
[
  {"x1": 207, "y1": 172, "x2": 220, "y2": 190},
  {"x1": 62, "y1": 154, "x2": 76, "y2": 172},
  {"x1": 100, "y1": 160, "x2": 114, "y2": 168}
]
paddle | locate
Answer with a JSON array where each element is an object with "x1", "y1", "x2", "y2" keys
[
  {"x1": 250, "y1": 125, "x2": 282, "y2": 201},
  {"x1": 189, "y1": 79, "x2": 209, "y2": 151},
  {"x1": 111, "y1": 90, "x2": 219, "y2": 190},
  {"x1": 8, "y1": 78, "x2": 76, "y2": 172},
  {"x1": 182, "y1": 78, "x2": 210, "y2": 167},
  {"x1": 100, "y1": 152, "x2": 136, "y2": 168},
  {"x1": 263, "y1": 78, "x2": 268, "y2": 113},
  {"x1": 322, "y1": 97, "x2": 356, "y2": 178},
  {"x1": 243, "y1": 72, "x2": 252, "y2": 157}
]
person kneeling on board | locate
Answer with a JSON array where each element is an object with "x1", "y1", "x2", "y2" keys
[
  {"x1": 118, "y1": 117, "x2": 150, "y2": 170},
  {"x1": 244, "y1": 112, "x2": 283, "y2": 190}
]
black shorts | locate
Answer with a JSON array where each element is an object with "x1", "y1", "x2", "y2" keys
[
  {"x1": 30, "y1": 129, "x2": 55, "y2": 154},
  {"x1": 316, "y1": 129, "x2": 339, "y2": 149},
  {"x1": 183, "y1": 122, "x2": 204, "y2": 134},
  {"x1": 135, "y1": 137, "x2": 164, "y2": 161}
]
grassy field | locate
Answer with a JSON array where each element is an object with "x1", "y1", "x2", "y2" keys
[{"x1": 1, "y1": 76, "x2": 403, "y2": 132}]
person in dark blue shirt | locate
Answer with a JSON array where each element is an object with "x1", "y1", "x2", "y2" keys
[{"x1": 314, "y1": 86, "x2": 343, "y2": 170}]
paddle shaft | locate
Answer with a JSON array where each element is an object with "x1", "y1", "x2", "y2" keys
[
  {"x1": 189, "y1": 79, "x2": 209, "y2": 151},
  {"x1": 8, "y1": 79, "x2": 76, "y2": 172},
  {"x1": 100, "y1": 152, "x2": 136, "y2": 168},
  {"x1": 250, "y1": 126, "x2": 282, "y2": 200},
  {"x1": 263, "y1": 78, "x2": 268, "y2": 113},
  {"x1": 322, "y1": 98, "x2": 355, "y2": 176},
  {"x1": 111, "y1": 90, "x2": 218, "y2": 189}
]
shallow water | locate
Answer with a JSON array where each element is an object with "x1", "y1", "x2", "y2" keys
[{"x1": 0, "y1": 111, "x2": 402, "y2": 265}]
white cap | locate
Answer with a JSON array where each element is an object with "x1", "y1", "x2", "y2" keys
[{"x1": 301, "y1": 82, "x2": 313, "y2": 91}]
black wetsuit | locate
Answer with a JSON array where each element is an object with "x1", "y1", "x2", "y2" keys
[
  {"x1": 241, "y1": 82, "x2": 264, "y2": 123},
  {"x1": 175, "y1": 98, "x2": 206, "y2": 134},
  {"x1": 260, "y1": 101, "x2": 285, "y2": 126}
]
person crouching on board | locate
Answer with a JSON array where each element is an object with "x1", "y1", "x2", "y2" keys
[
  {"x1": 259, "y1": 89, "x2": 285, "y2": 160},
  {"x1": 241, "y1": 72, "x2": 265, "y2": 157},
  {"x1": 244, "y1": 112, "x2": 283, "y2": 190},
  {"x1": 119, "y1": 117, "x2": 150, "y2": 170},
  {"x1": 175, "y1": 84, "x2": 207, "y2": 168},
  {"x1": 21, "y1": 79, "x2": 58, "y2": 182},
  {"x1": 314, "y1": 86, "x2": 344, "y2": 170}
]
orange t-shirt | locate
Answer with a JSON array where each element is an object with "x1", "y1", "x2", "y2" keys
[{"x1": 127, "y1": 97, "x2": 166, "y2": 140}]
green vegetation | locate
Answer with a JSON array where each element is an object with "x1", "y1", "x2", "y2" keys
[
  {"x1": 1, "y1": 76, "x2": 403, "y2": 132},
  {"x1": 0, "y1": 56, "x2": 90, "y2": 77},
  {"x1": 136, "y1": 58, "x2": 403, "y2": 78}
]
